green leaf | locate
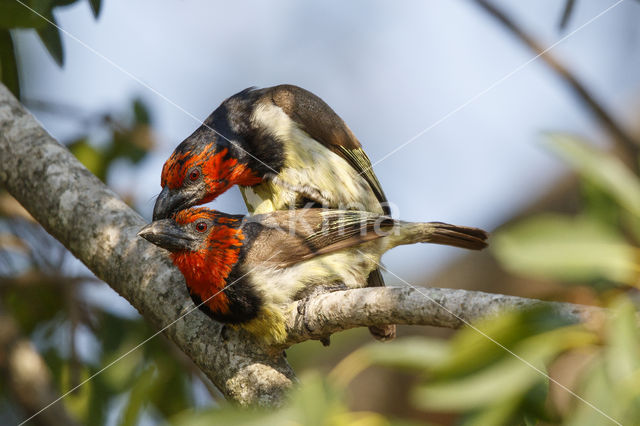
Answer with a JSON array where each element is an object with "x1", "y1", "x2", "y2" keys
[
  {"x1": 492, "y1": 213, "x2": 638, "y2": 285},
  {"x1": 60, "y1": 363, "x2": 91, "y2": 419},
  {"x1": 0, "y1": 30, "x2": 20, "y2": 98},
  {"x1": 605, "y1": 296, "x2": 640, "y2": 382},
  {"x1": 148, "y1": 362, "x2": 191, "y2": 417},
  {"x1": 413, "y1": 353, "x2": 543, "y2": 411},
  {"x1": 621, "y1": 208, "x2": 640, "y2": 245},
  {"x1": 88, "y1": 0, "x2": 101, "y2": 18},
  {"x1": 110, "y1": 127, "x2": 152, "y2": 165},
  {"x1": 170, "y1": 409, "x2": 275, "y2": 426},
  {"x1": 132, "y1": 98, "x2": 151, "y2": 124},
  {"x1": 411, "y1": 327, "x2": 594, "y2": 411},
  {"x1": 435, "y1": 310, "x2": 530, "y2": 379},
  {"x1": 100, "y1": 346, "x2": 142, "y2": 390},
  {"x1": 5, "y1": 284, "x2": 66, "y2": 333},
  {"x1": 120, "y1": 364, "x2": 156, "y2": 426},
  {"x1": 546, "y1": 134, "x2": 640, "y2": 216},
  {"x1": 461, "y1": 394, "x2": 521, "y2": 426},
  {"x1": 53, "y1": 0, "x2": 82, "y2": 6},
  {"x1": 68, "y1": 139, "x2": 107, "y2": 180},
  {"x1": 168, "y1": 372, "x2": 371, "y2": 426},
  {"x1": 564, "y1": 359, "x2": 619, "y2": 426},
  {"x1": 85, "y1": 374, "x2": 110, "y2": 426},
  {"x1": 580, "y1": 179, "x2": 621, "y2": 229},
  {"x1": 0, "y1": 2, "x2": 48, "y2": 28},
  {"x1": 289, "y1": 372, "x2": 344, "y2": 425},
  {"x1": 36, "y1": 16, "x2": 64, "y2": 67},
  {"x1": 436, "y1": 306, "x2": 577, "y2": 380},
  {"x1": 363, "y1": 337, "x2": 449, "y2": 370},
  {"x1": 593, "y1": 297, "x2": 640, "y2": 423}
]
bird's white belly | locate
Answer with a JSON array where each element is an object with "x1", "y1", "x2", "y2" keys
[
  {"x1": 247, "y1": 243, "x2": 382, "y2": 307},
  {"x1": 244, "y1": 102, "x2": 382, "y2": 214}
]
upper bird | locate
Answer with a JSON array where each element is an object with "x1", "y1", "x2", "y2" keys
[
  {"x1": 138, "y1": 207, "x2": 489, "y2": 344},
  {"x1": 153, "y1": 84, "x2": 395, "y2": 340},
  {"x1": 153, "y1": 84, "x2": 387, "y2": 220}
]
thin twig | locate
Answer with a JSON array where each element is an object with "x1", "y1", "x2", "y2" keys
[
  {"x1": 559, "y1": 0, "x2": 576, "y2": 30},
  {"x1": 474, "y1": 0, "x2": 640, "y2": 166}
]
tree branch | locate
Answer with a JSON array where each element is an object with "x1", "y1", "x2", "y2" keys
[
  {"x1": 0, "y1": 84, "x2": 295, "y2": 407},
  {"x1": 284, "y1": 287, "x2": 605, "y2": 345}
]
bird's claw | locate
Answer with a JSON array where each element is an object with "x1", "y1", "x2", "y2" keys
[
  {"x1": 220, "y1": 324, "x2": 231, "y2": 341},
  {"x1": 296, "y1": 285, "x2": 347, "y2": 347}
]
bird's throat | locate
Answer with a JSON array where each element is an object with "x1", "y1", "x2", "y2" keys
[
  {"x1": 170, "y1": 226, "x2": 245, "y2": 316},
  {"x1": 200, "y1": 148, "x2": 263, "y2": 204}
]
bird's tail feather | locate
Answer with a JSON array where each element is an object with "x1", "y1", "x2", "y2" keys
[{"x1": 403, "y1": 221, "x2": 489, "y2": 250}]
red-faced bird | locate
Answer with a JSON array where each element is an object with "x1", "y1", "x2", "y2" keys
[
  {"x1": 153, "y1": 85, "x2": 396, "y2": 339},
  {"x1": 138, "y1": 207, "x2": 488, "y2": 344}
]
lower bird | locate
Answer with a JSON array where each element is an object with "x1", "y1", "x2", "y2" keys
[{"x1": 138, "y1": 208, "x2": 488, "y2": 344}]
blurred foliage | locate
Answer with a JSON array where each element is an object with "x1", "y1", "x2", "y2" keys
[
  {"x1": 55, "y1": 311, "x2": 196, "y2": 426},
  {"x1": 171, "y1": 372, "x2": 396, "y2": 426},
  {"x1": 486, "y1": 133, "x2": 640, "y2": 424},
  {"x1": 185, "y1": 133, "x2": 640, "y2": 425},
  {"x1": 493, "y1": 213, "x2": 636, "y2": 285},
  {"x1": 0, "y1": 0, "x2": 102, "y2": 97},
  {"x1": 494, "y1": 134, "x2": 640, "y2": 289},
  {"x1": 68, "y1": 99, "x2": 153, "y2": 182},
  {"x1": 167, "y1": 297, "x2": 638, "y2": 425},
  {"x1": 335, "y1": 307, "x2": 597, "y2": 425}
]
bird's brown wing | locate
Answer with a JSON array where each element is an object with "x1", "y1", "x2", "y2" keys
[
  {"x1": 264, "y1": 85, "x2": 390, "y2": 214},
  {"x1": 241, "y1": 209, "x2": 394, "y2": 268}
]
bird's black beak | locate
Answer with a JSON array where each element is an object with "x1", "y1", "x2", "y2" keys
[
  {"x1": 153, "y1": 186, "x2": 189, "y2": 221},
  {"x1": 138, "y1": 220, "x2": 196, "y2": 252}
]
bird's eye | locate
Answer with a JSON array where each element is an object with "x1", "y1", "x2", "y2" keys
[
  {"x1": 195, "y1": 222, "x2": 207, "y2": 232},
  {"x1": 188, "y1": 169, "x2": 200, "y2": 181}
]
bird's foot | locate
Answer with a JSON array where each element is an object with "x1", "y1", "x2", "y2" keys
[
  {"x1": 296, "y1": 282, "x2": 347, "y2": 319},
  {"x1": 297, "y1": 296, "x2": 328, "y2": 344},
  {"x1": 220, "y1": 324, "x2": 231, "y2": 342},
  {"x1": 368, "y1": 324, "x2": 396, "y2": 342},
  {"x1": 296, "y1": 283, "x2": 347, "y2": 346}
]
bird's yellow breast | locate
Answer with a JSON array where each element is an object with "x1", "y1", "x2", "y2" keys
[{"x1": 241, "y1": 241, "x2": 387, "y2": 343}]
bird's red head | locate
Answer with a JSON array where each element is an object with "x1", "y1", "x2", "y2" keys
[
  {"x1": 139, "y1": 207, "x2": 245, "y2": 316},
  {"x1": 153, "y1": 144, "x2": 262, "y2": 220}
]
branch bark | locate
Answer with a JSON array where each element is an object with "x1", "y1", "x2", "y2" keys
[
  {"x1": 284, "y1": 287, "x2": 604, "y2": 345},
  {"x1": 0, "y1": 84, "x2": 295, "y2": 407},
  {"x1": 0, "y1": 83, "x2": 608, "y2": 410}
]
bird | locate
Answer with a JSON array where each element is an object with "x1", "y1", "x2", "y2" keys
[
  {"x1": 138, "y1": 207, "x2": 489, "y2": 344},
  {"x1": 152, "y1": 84, "x2": 396, "y2": 340}
]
